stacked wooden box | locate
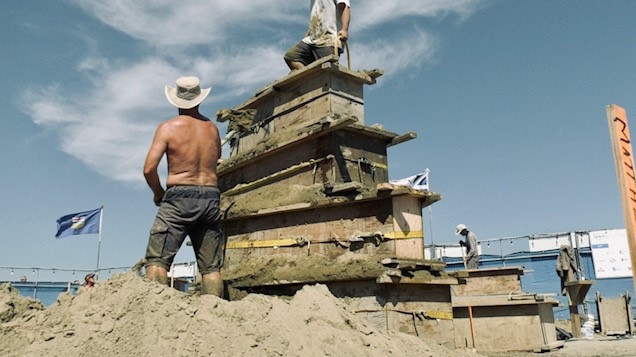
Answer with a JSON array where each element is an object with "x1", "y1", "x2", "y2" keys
[{"x1": 217, "y1": 56, "x2": 440, "y2": 277}]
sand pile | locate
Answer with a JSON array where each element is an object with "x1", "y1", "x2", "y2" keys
[
  {"x1": 0, "y1": 273, "x2": 477, "y2": 357},
  {"x1": 0, "y1": 284, "x2": 44, "y2": 324}
]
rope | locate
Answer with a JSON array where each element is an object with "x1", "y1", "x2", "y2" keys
[{"x1": 334, "y1": 34, "x2": 351, "y2": 69}]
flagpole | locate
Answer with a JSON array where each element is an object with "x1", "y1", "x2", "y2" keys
[
  {"x1": 424, "y1": 168, "x2": 436, "y2": 260},
  {"x1": 95, "y1": 206, "x2": 104, "y2": 276}
]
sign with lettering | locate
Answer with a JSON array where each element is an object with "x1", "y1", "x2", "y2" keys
[
  {"x1": 589, "y1": 229, "x2": 632, "y2": 279},
  {"x1": 606, "y1": 104, "x2": 636, "y2": 286}
]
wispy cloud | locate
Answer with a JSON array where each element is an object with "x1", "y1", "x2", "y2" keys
[
  {"x1": 70, "y1": 0, "x2": 306, "y2": 48},
  {"x1": 355, "y1": 0, "x2": 487, "y2": 31},
  {"x1": 24, "y1": 0, "x2": 485, "y2": 185}
]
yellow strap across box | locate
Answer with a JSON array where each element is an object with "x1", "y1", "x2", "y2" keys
[
  {"x1": 383, "y1": 230, "x2": 423, "y2": 239},
  {"x1": 370, "y1": 162, "x2": 388, "y2": 170},
  {"x1": 421, "y1": 310, "x2": 453, "y2": 320},
  {"x1": 226, "y1": 237, "x2": 307, "y2": 249}
]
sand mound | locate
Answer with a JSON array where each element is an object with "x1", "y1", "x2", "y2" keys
[
  {"x1": 0, "y1": 284, "x2": 45, "y2": 324},
  {"x1": 0, "y1": 274, "x2": 477, "y2": 356}
]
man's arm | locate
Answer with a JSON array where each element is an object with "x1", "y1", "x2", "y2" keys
[
  {"x1": 467, "y1": 233, "x2": 478, "y2": 257},
  {"x1": 338, "y1": 3, "x2": 350, "y2": 42},
  {"x1": 143, "y1": 123, "x2": 168, "y2": 206}
]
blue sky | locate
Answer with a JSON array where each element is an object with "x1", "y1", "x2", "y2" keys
[{"x1": 2, "y1": 1, "x2": 635, "y2": 282}]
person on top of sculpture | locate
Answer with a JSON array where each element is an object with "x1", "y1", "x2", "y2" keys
[
  {"x1": 143, "y1": 76, "x2": 225, "y2": 297},
  {"x1": 284, "y1": 0, "x2": 351, "y2": 71},
  {"x1": 456, "y1": 224, "x2": 479, "y2": 269}
]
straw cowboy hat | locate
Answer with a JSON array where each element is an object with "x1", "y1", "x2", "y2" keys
[
  {"x1": 165, "y1": 76, "x2": 211, "y2": 109},
  {"x1": 455, "y1": 224, "x2": 467, "y2": 235}
]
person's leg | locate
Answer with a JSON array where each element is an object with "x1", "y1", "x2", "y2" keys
[
  {"x1": 284, "y1": 41, "x2": 313, "y2": 70},
  {"x1": 191, "y1": 188, "x2": 224, "y2": 296},
  {"x1": 144, "y1": 190, "x2": 187, "y2": 284},
  {"x1": 146, "y1": 264, "x2": 169, "y2": 285},
  {"x1": 192, "y1": 224, "x2": 225, "y2": 297},
  {"x1": 312, "y1": 45, "x2": 340, "y2": 60},
  {"x1": 285, "y1": 59, "x2": 305, "y2": 71},
  {"x1": 201, "y1": 272, "x2": 223, "y2": 297},
  {"x1": 145, "y1": 222, "x2": 183, "y2": 284}
]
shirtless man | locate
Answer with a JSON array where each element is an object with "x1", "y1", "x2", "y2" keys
[{"x1": 143, "y1": 76, "x2": 224, "y2": 297}]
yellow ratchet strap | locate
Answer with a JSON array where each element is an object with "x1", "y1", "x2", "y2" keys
[
  {"x1": 383, "y1": 230, "x2": 424, "y2": 240},
  {"x1": 226, "y1": 237, "x2": 307, "y2": 249}
]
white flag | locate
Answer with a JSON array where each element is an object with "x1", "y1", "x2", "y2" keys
[{"x1": 390, "y1": 170, "x2": 429, "y2": 191}]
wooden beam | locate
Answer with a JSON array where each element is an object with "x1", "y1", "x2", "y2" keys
[
  {"x1": 380, "y1": 257, "x2": 447, "y2": 272},
  {"x1": 320, "y1": 61, "x2": 379, "y2": 85},
  {"x1": 376, "y1": 273, "x2": 459, "y2": 285},
  {"x1": 223, "y1": 155, "x2": 334, "y2": 197},
  {"x1": 452, "y1": 295, "x2": 559, "y2": 307},
  {"x1": 606, "y1": 104, "x2": 636, "y2": 291},
  {"x1": 388, "y1": 132, "x2": 417, "y2": 147}
]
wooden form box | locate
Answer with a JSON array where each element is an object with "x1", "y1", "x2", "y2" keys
[
  {"x1": 595, "y1": 291, "x2": 635, "y2": 336},
  {"x1": 222, "y1": 190, "x2": 438, "y2": 272},
  {"x1": 385, "y1": 283, "x2": 455, "y2": 347},
  {"x1": 218, "y1": 125, "x2": 392, "y2": 193},
  {"x1": 452, "y1": 295, "x2": 561, "y2": 352},
  {"x1": 227, "y1": 56, "x2": 377, "y2": 156},
  {"x1": 450, "y1": 267, "x2": 524, "y2": 296}
]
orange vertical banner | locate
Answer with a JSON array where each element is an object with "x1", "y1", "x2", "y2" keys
[{"x1": 606, "y1": 104, "x2": 636, "y2": 289}]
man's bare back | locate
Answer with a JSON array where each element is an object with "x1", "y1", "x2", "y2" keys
[
  {"x1": 163, "y1": 114, "x2": 221, "y2": 187},
  {"x1": 144, "y1": 111, "x2": 221, "y2": 206}
]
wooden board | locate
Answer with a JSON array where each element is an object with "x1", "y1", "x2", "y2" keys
[
  {"x1": 228, "y1": 59, "x2": 374, "y2": 155},
  {"x1": 220, "y1": 128, "x2": 391, "y2": 194},
  {"x1": 596, "y1": 294, "x2": 634, "y2": 335},
  {"x1": 453, "y1": 303, "x2": 558, "y2": 351},
  {"x1": 451, "y1": 295, "x2": 559, "y2": 308},
  {"x1": 377, "y1": 273, "x2": 458, "y2": 285},
  {"x1": 383, "y1": 284, "x2": 455, "y2": 348},
  {"x1": 391, "y1": 195, "x2": 424, "y2": 260},
  {"x1": 219, "y1": 117, "x2": 357, "y2": 190},
  {"x1": 380, "y1": 257, "x2": 447, "y2": 272},
  {"x1": 450, "y1": 267, "x2": 524, "y2": 296},
  {"x1": 223, "y1": 198, "x2": 396, "y2": 266}
]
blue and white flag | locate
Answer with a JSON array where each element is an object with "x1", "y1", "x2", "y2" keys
[
  {"x1": 55, "y1": 208, "x2": 101, "y2": 238},
  {"x1": 390, "y1": 170, "x2": 429, "y2": 191}
]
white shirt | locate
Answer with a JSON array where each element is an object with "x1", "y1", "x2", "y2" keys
[{"x1": 303, "y1": 0, "x2": 350, "y2": 46}]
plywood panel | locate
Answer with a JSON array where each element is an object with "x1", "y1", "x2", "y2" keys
[
  {"x1": 597, "y1": 296, "x2": 633, "y2": 335},
  {"x1": 453, "y1": 304, "x2": 555, "y2": 351},
  {"x1": 224, "y1": 199, "x2": 396, "y2": 266},
  {"x1": 233, "y1": 92, "x2": 364, "y2": 155},
  {"x1": 391, "y1": 195, "x2": 424, "y2": 260},
  {"x1": 452, "y1": 275, "x2": 522, "y2": 296},
  {"x1": 329, "y1": 72, "x2": 365, "y2": 99},
  {"x1": 221, "y1": 128, "x2": 390, "y2": 193},
  {"x1": 384, "y1": 285, "x2": 454, "y2": 347}
]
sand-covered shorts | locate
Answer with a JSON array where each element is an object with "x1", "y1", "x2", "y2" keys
[
  {"x1": 284, "y1": 40, "x2": 342, "y2": 66},
  {"x1": 145, "y1": 185, "x2": 224, "y2": 274}
]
